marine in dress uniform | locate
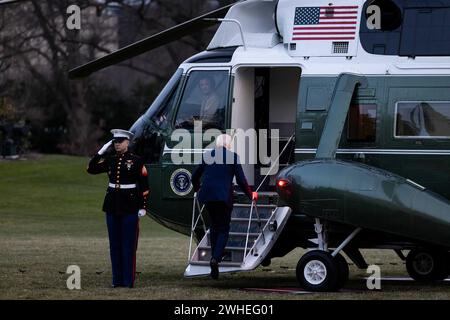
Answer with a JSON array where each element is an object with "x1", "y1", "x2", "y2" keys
[
  {"x1": 192, "y1": 134, "x2": 257, "y2": 279},
  {"x1": 87, "y1": 129, "x2": 149, "y2": 288}
]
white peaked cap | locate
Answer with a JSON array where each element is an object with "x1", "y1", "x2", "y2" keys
[{"x1": 110, "y1": 129, "x2": 134, "y2": 140}]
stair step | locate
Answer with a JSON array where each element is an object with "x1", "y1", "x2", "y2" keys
[
  {"x1": 189, "y1": 261, "x2": 242, "y2": 267},
  {"x1": 194, "y1": 246, "x2": 248, "y2": 263},
  {"x1": 205, "y1": 233, "x2": 259, "y2": 247},
  {"x1": 233, "y1": 192, "x2": 279, "y2": 205},
  {"x1": 199, "y1": 246, "x2": 247, "y2": 251},
  {"x1": 229, "y1": 221, "x2": 267, "y2": 233},
  {"x1": 235, "y1": 191, "x2": 279, "y2": 196},
  {"x1": 230, "y1": 217, "x2": 269, "y2": 222},
  {"x1": 213, "y1": 239, "x2": 257, "y2": 248},
  {"x1": 234, "y1": 204, "x2": 277, "y2": 208},
  {"x1": 206, "y1": 230, "x2": 260, "y2": 237},
  {"x1": 229, "y1": 232, "x2": 260, "y2": 236},
  {"x1": 232, "y1": 206, "x2": 275, "y2": 219}
]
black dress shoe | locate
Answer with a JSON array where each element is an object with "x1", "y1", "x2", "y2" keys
[{"x1": 210, "y1": 258, "x2": 219, "y2": 280}]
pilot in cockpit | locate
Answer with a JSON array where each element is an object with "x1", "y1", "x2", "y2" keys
[{"x1": 198, "y1": 75, "x2": 220, "y2": 122}]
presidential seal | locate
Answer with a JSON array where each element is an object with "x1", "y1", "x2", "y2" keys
[{"x1": 170, "y1": 168, "x2": 193, "y2": 196}]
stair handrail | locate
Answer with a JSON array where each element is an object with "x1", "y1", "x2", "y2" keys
[
  {"x1": 255, "y1": 133, "x2": 295, "y2": 192},
  {"x1": 244, "y1": 199, "x2": 272, "y2": 260},
  {"x1": 246, "y1": 206, "x2": 279, "y2": 261},
  {"x1": 243, "y1": 199, "x2": 255, "y2": 260},
  {"x1": 188, "y1": 192, "x2": 206, "y2": 262},
  {"x1": 241, "y1": 133, "x2": 295, "y2": 261},
  {"x1": 253, "y1": 201, "x2": 266, "y2": 245}
]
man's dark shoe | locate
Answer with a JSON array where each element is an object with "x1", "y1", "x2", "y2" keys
[{"x1": 210, "y1": 258, "x2": 219, "y2": 280}]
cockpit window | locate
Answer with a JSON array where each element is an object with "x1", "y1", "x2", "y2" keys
[
  {"x1": 152, "y1": 82, "x2": 179, "y2": 128},
  {"x1": 130, "y1": 69, "x2": 182, "y2": 163},
  {"x1": 395, "y1": 102, "x2": 450, "y2": 138},
  {"x1": 174, "y1": 70, "x2": 229, "y2": 130}
]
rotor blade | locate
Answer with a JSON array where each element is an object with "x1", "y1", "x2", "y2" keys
[
  {"x1": 0, "y1": 0, "x2": 29, "y2": 6},
  {"x1": 69, "y1": 4, "x2": 234, "y2": 79}
]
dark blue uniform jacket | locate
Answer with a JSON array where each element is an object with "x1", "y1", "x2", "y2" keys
[
  {"x1": 192, "y1": 147, "x2": 252, "y2": 208},
  {"x1": 87, "y1": 151, "x2": 149, "y2": 215}
]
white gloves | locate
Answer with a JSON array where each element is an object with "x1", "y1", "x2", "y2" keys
[
  {"x1": 98, "y1": 140, "x2": 112, "y2": 155},
  {"x1": 138, "y1": 209, "x2": 146, "y2": 218}
]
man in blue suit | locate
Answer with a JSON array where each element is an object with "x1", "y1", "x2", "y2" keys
[{"x1": 192, "y1": 134, "x2": 257, "y2": 279}]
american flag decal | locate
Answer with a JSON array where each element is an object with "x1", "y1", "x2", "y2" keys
[{"x1": 292, "y1": 6, "x2": 359, "y2": 41}]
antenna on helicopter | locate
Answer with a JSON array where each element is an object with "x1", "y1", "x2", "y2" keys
[{"x1": 204, "y1": 18, "x2": 247, "y2": 50}]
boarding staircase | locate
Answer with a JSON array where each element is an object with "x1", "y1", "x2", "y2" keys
[
  {"x1": 184, "y1": 192, "x2": 291, "y2": 277},
  {"x1": 184, "y1": 134, "x2": 294, "y2": 277}
]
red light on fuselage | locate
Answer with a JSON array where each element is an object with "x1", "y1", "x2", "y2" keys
[
  {"x1": 276, "y1": 179, "x2": 292, "y2": 199},
  {"x1": 277, "y1": 179, "x2": 290, "y2": 188}
]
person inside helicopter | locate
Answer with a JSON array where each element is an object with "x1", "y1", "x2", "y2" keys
[{"x1": 174, "y1": 71, "x2": 227, "y2": 130}]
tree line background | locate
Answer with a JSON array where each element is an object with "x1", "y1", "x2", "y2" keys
[{"x1": 0, "y1": 0, "x2": 234, "y2": 155}]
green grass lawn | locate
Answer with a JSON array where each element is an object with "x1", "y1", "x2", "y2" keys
[{"x1": 0, "y1": 154, "x2": 449, "y2": 300}]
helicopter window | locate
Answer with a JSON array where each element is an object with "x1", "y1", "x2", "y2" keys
[
  {"x1": 361, "y1": 1, "x2": 450, "y2": 56},
  {"x1": 395, "y1": 102, "x2": 450, "y2": 138},
  {"x1": 174, "y1": 70, "x2": 228, "y2": 131},
  {"x1": 364, "y1": 0, "x2": 402, "y2": 31},
  {"x1": 152, "y1": 81, "x2": 179, "y2": 127},
  {"x1": 347, "y1": 104, "x2": 377, "y2": 142},
  {"x1": 360, "y1": 0, "x2": 403, "y2": 55}
]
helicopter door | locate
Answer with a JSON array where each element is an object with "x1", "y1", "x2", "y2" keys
[{"x1": 232, "y1": 66, "x2": 300, "y2": 190}]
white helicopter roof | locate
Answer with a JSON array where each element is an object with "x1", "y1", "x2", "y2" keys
[
  {"x1": 208, "y1": 0, "x2": 281, "y2": 49},
  {"x1": 209, "y1": 0, "x2": 364, "y2": 56},
  {"x1": 202, "y1": 0, "x2": 450, "y2": 76}
]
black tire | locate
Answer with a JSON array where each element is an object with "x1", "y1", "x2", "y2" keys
[
  {"x1": 406, "y1": 249, "x2": 450, "y2": 281},
  {"x1": 334, "y1": 253, "x2": 349, "y2": 290},
  {"x1": 296, "y1": 250, "x2": 339, "y2": 292}
]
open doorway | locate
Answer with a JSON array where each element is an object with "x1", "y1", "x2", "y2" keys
[{"x1": 232, "y1": 66, "x2": 300, "y2": 190}]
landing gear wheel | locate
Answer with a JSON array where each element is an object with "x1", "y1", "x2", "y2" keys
[
  {"x1": 296, "y1": 250, "x2": 339, "y2": 292},
  {"x1": 406, "y1": 249, "x2": 449, "y2": 281},
  {"x1": 334, "y1": 253, "x2": 349, "y2": 290}
]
